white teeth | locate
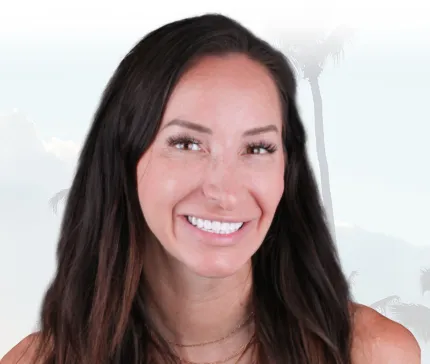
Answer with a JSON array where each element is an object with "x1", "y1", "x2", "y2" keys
[{"x1": 187, "y1": 216, "x2": 244, "y2": 234}]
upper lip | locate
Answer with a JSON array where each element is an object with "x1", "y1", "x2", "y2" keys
[{"x1": 183, "y1": 214, "x2": 249, "y2": 223}]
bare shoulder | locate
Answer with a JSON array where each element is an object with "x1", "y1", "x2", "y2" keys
[
  {"x1": 1, "y1": 333, "x2": 41, "y2": 364},
  {"x1": 350, "y1": 302, "x2": 421, "y2": 364}
]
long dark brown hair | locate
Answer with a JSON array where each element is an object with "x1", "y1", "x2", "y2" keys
[{"x1": 33, "y1": 13, "x2": 353, "y2": 364}]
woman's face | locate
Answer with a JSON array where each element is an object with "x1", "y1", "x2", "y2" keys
[{"x1": 137, "y1": 54, "x2": 285, "y2": 278}]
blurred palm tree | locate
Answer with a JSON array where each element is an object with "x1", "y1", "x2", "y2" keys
[
  {"x1": 370, "y1": 295, "x2": 401, "y2": 315},
  {"x1": 49, "y1": 188, "x2": 69, "y2": 214},
  {"x1": 347, "y1": 270, "x2": 359, "y2": 287},
  {"x1": 420, "y1": 268, "x2": 430, "y2": 295},
  {"x1": 391, "y1": 303, "x2": 430, "y2": 343},
  {"x1": 277, "y1": 26, "x2": 354, "y2": 241}
]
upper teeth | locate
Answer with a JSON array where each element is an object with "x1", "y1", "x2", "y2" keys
[{"x1": 187, "y1": 216, "x2": 243, "y2": 234}]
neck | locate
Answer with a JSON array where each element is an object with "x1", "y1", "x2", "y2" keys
[{"x1": 143, "y1": 240, "x2": 255, "y2": 362}]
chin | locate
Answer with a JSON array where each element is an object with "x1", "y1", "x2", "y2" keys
[{"x1": 183, "y1": 255, "x2": 250, "y2": 279}]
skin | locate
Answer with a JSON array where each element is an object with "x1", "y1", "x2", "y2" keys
[{"x1": 2, "y1": 54, "x2": 421, "y2": 364}]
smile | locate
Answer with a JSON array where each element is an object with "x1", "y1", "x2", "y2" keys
[{"x1": 186, "y1": 215, "x2": 244, "y2": 235}]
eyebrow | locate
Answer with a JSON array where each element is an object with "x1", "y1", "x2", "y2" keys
[{"x1": 162, "y1": 118, "x2": 279, "y2": 137}]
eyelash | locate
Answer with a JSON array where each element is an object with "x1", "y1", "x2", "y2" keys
[
  {"x1": 166, "y1": 134, "x2": 278, "y2": 155},
  {"x1": 167, "y1": 134, "x2": 201, "y2": 150},
  {"x1": 246, "y1": 141, "x2": 278, "y2": 154}
]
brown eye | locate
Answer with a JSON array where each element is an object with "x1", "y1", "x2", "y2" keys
[
  {"x1": 176, "y1": 141, "x2": 200, "y2": 151},
  {"x1": 248, "y1": 146, "x2": 268, "y2": 155}
]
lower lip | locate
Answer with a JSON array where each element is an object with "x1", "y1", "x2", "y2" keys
[{"x1": 179, "y1": 216, "x2": 251, "y2": 247}]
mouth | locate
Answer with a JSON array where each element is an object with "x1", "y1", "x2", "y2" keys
[{"x1": 185, "y1": 215, "x2": 245, "y2": 235}]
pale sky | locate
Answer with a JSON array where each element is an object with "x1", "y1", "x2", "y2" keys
[{"x1": 1, "y1": 0, "x2": 430, "y2": 37}]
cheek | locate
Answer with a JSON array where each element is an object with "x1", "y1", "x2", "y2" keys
[
  {"x1": 246, "y1": 159, "x2": 285, "y2": 213},
  {"x1": 261, "y1": 175, "x2": 284, "y2": 216},
  {"x1": 136, "y1": 153, "x2": 204, "y2": 211}
]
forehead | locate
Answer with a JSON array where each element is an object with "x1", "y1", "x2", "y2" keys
[{"x1": 161, "y1": 54, "x2": 283, "y2": 128}]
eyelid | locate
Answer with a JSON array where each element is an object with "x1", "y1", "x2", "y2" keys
[{"x1": 166, "y1": 132, "x2": 202, "y2": 146}]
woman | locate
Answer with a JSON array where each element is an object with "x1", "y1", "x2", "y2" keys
[{"x1": 2, "y1": 13, "x2": 420, "y2": 364}]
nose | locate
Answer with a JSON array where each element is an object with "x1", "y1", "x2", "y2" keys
[{"x1": 201, "y1": 158, "x2": 240, "y2": 211}]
